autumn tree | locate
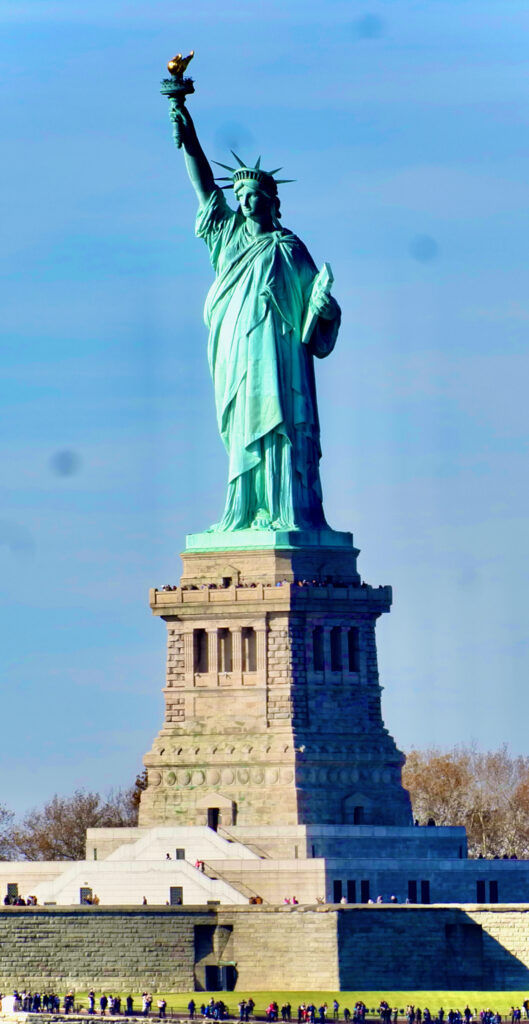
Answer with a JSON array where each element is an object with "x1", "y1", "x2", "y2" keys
[
  {"x1": 403, "y1": 745, "x2": 529, "y2": 859},
  {"x1": 0, "y1": 805, "x2": 15, "y2": 860},
  {"x1": 9, "y1": 785, "x2": 141, "y2": 861}
]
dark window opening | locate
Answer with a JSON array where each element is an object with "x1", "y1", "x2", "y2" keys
[
  {"x1": 208, "y1": 807, "x2": 220, "y2": 832},
  {"x1": 242, "y1": 627, "x2": 257, "y2": 672},
  {"x1": 348, "y1": 627, "x2": 360, "y2": 671},
  {"x1": 313, "y1": 626, "x2": 324, "y2": 671},
  {"x1": 347, "y1": 880, "x2": 356, "y2": 903},
  {"x1": 489, "y1": 880, "x2": 498, "y2": 903},
  {"x1": 353, "y1": 805, "x2": 365, "y2": 824},
  {"x1": 360, "y1": 879, "x2": 370, "y2": 903},
  {"x1": 221, "y1": 577, "x2": 232, "y2": 588},
  {"x1": 408, "y1": 880, "x2": 417, "y2": 903},
  {"x1": 7, "y1": 883, "x2": 18, "y2": 899},
  {"x1": 194, "y1": 629, "x2": 208, "y2": 673},
  {"x1": 175, "y1": 848, "x2": 185, "y2": 860},
  {"x1": 221, "y1": 965, "x2": 237, "y2": 991},
  {"x1": 330, "y1": 626, "x2": 342, "y2": 671},
  {"x1": 333, "y1": 879, "x2": 343, "y2": 903},
  {"x1": 420, "y1": 880, "x2": 430, "y2": 904},
  {"x1": 205, "y1": 965, "x2": 220, "y2": 991},
  {"x1": 169, "y1": 886, "x2": 183, "y2": 905},
  {"x1": 476, "y1": 879, "x2": 486, "y2": 902},
  {"x1": 80, "y1": 887, "x2": 93, "y2": 905},
  {"x1": 218, "y1": 628, "x2": 232, "y2": 672},
  {"x1": 194, "y1": 923, "x2": 214, "y2": 960}
]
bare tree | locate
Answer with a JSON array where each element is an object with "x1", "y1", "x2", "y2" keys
[
  {"x1": 403, "y1": 745, "x2": 529, "y2": 858},
  {"x1": 10, "y1": 786, "x2": 140, "y2": 861},
  {"x1": 0, "y1": 805, "x2": 16, "y2": 860}
]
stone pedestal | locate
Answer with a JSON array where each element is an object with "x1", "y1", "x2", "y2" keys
[{"x1": 139, "y1": 536, "x2": 412, "y2": 829}]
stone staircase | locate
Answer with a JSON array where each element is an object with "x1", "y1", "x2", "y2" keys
[{"x1": 201, "y1": 860, "x2": 268, "y2": 903}]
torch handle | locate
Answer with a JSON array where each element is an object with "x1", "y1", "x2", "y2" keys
[{"x1": 168, "y1": 96, "x2": 185, "y2": 149}]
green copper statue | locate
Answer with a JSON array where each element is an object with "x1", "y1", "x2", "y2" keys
[{"x1": 163, "y1": 56, "x2": 341, "y2": 533}]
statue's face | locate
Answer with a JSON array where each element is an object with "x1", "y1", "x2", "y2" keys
[{"x1": 235, "y1": 181, "x2": 274, "y2": 224}]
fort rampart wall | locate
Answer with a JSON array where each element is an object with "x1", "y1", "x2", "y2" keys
[{"x1": 1, "y1": 905, "x2": 529, "y2": 991}]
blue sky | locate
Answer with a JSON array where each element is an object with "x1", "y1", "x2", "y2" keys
[{"x1": 2, "y1": 0, "x2": 528, "y2": 815}]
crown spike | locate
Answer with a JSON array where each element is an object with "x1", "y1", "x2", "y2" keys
[
  {"x1": 230, "y1": 150, "x2": 246, "y2": 167},
  {"x1": 274, "y1": 179, "x2": 296, "y2": 184},
  {"x1": 254, "y1": 156, "x2": 261, "y2": 170},
  {"x1": 212, "y1": 159, "x2": 237, "y2": 172}
]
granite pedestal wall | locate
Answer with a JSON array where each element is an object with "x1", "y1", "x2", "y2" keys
[
  {"x1": 140, "y1": 540, "x2": 412, "y2": 830},
  {"x1": 2, "y1": 905, "x2": 529, "y2": 991}
]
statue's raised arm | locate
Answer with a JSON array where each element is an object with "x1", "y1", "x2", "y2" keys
[
  {"x1": 169, "y1": 104, "x2": 215, "y2": 208},
  {"x1": 161, "y1": 54, "x2": 342, "y2": 537},
  {"x1": 161, "y1": 51, "x2": 215, "y2": 206}
]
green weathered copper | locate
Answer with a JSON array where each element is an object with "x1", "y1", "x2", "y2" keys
[
  {"x1": 185, "y1": 527, "x2": 353, "y2": 553},
  {"x1": 163, "y1": 61, "x2": 341, "y2": 540}
]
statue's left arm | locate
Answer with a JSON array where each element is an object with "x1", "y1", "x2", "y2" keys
[{"x1": 308, "y1": 282, "x2": 341, "y2": 359}]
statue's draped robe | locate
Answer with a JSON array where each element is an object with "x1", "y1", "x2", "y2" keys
[{"x1": 196, "y1": 189, "x2": 340, "y2": 531}]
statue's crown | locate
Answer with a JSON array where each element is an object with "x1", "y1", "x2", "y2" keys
[{"x1": 213, "y1": 152, "x2": 294, "y2": 196}]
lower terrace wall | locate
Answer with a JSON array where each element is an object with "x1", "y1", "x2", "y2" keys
[
  {"x1": 1, "y1": 905, "x2": 529, "y2": 991},
  {"x1": 337, "y1": 906, "x2": 529, "y2": 989}
]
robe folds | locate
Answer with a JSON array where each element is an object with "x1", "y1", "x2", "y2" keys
[{"x1": 196, "y1": 188, "x2": 340, "y2": 531}]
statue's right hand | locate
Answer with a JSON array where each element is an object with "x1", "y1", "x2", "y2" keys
[{"x1": 168, "y1": 101, "x2": 193, "y2": 148}]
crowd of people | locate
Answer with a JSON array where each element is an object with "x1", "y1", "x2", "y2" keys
[
  {"x1": 159, "y1": 578, "x2": 360, "y2": 593},
  {"x1": 198, "y1": 999, "x2": 230, "y2": 1020},
  {"x1": 0, "y1": 994, "x2": 528, "y2": 1021},
  {"x1": 3, "y1": 893, "x2": 38, "y2": 906},
  {"x1": 259, "y1": 1004, "x2": 529, "y2": 1024}
]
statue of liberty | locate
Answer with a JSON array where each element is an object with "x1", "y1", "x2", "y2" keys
[{"x1": 167, "y1": 67, "x2": 341, "y2": 534}]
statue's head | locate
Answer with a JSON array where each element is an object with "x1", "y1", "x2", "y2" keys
[
  {"x1": 234, "y1": 175, "x2": 281, "y2": 224},
  {"x1": 213, "y1": 153, "x2": 294, "y2": 226}
]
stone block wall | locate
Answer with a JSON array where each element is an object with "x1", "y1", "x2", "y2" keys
[
  {"x1": 141, "y1": 554, "x2": 412, "y2": 830},
  {"x1": 223, "y1": 906, "x2": 339, "y2": 991},
  {"x1": 335, "y1": 905, "x2": 529, "y2": 989},
  {"x1": 2, "y1": 905, "x2": 529, "y2": 991},
  {"x1": 0, "y1": 907, "x2": 202, "y2": 991}
]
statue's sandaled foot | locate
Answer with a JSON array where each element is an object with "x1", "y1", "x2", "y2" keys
[{"x1": 251, "y1": 509, "x2": 273, "y2": 530}]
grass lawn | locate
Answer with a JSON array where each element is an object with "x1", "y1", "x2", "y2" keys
[{"x1": 69, "y1": 993, "x2": 529, "y2": 1015}]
